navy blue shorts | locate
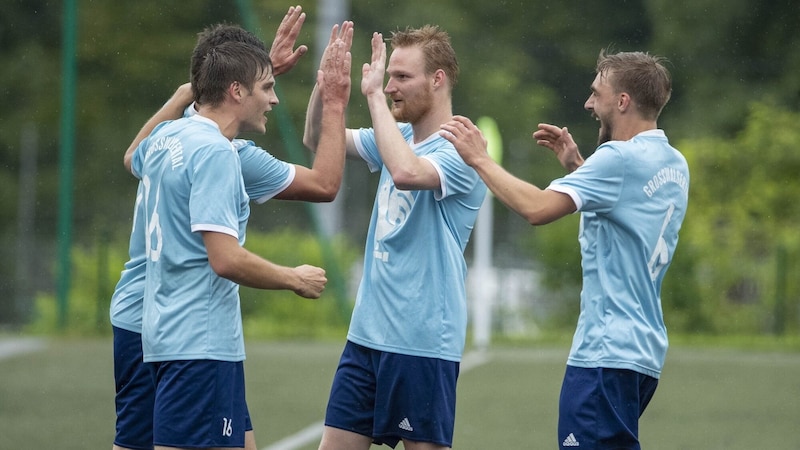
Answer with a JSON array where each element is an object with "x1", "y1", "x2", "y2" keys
[
  {"x1": 558, "y1": 365, "x2": 658, "y2": 450},
  {"x1": 113, "y1": 326, "x2": 155, "y2": 450},
  {"x1": 150, "y1": 359, "x2": 252, "y2": 448},
  {"x1": 324, "y1": 340, "x2": 459, "y2": 448}
]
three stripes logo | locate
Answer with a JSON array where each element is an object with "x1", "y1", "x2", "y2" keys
[
  {"x1": 398, "y1": 417, "x2": 414, "y2": 432},
  {"x1": 562, "y1": 432, "x2": 580, "y2": 447}
]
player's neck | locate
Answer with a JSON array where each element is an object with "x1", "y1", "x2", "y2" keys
[
  {"x1": 197, "y1": 106, "x2": 239, "y2": 141},
  {"x1": 411, "y1": 103, "x2": 452, "y2": 144},
  {"x1": 612, "y1": 118, "x2": 658, "y2": 142}
]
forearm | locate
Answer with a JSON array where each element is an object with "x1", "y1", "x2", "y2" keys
[
  {"x1": 124, "y1": 84, "x2": 192, "y2": 172},
  {"x1": 470, "y1": 156, "x2": 569, "y2": 226},
  {"x1": 204, "y1": 231, "x2": 325, "y2": 299},
  {"x1": 533, "y1": 124, "x2": 584, "y2": 173},
  {"x1": 367, "y1": 94, "x2": 436, "y2": 189},
  {"x1": 563, "y1": 152, "x2": 585, "y2": 173},
  {"x1": 310, "y1": 100, "x2": 348, "y2": 196},
  {"x1": 218, "y1": 248, "x2": 301, "y2": 291},
  {"x1": 556, "y1": 149, "x2": 583, "y2": 173},
  {"x1": 204, "y1": 233, "x2": 297, "y2": 290},
  {"x1": 303, "y1": 84, "x2": 324, "y2": 151},
  {"x1": 283, "y1": 100, "x2": 347, "y2": 202}
]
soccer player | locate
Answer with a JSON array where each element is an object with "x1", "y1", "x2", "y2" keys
[
  {"x1": 441, "y1": 49, "x2": 689, "y2": 449},
  {"x1": 304, "y1": 26, "x2": 486, "y2": 450},
  {"x1": 110, "y1": 10, "x2": 352, "y2": 450}
]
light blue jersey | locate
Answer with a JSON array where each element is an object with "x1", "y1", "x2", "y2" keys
[
  {"x1": 128, "y1": 114, "x2": 288, "y2": 362},
  {"x1": 108, "y1": 182, "x2": 148, "y2": 333},
  {"x1": 547, "y1": 130, "x2": 689, "y2": 378},
  {"x1": 109, "y1": 110, "x2": 293, "y2": 334},
  {"x1": 347, "y1": 123, "x2": 487, "y2": 362}
]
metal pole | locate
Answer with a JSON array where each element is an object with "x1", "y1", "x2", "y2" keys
[
  {"x1": 471, "y1": 117, "x2": 503, "y2": 350},
  {"x1": 311, "y1": 0, "x2": 349, "y2": 238}
]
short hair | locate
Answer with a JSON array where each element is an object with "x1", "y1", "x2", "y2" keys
[
  {"x1": 390, "y1": 25, "x2": 459, "y2": 90},
  {"x1": 192, "y1": 40, "x2": 271, "y2": 107},
  {"x1": 191, "y1": 24, "x2": 271, "y2": 103},
  {"x1": 596, "y1": 49, "x2": 672, "y2": 120}
]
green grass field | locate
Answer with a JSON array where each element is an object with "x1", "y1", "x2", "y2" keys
[{"x1": 1, "y1": 337, "x2": 798, "y2": 449}]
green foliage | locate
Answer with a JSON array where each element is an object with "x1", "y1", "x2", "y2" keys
[
  {"x1": 238, "y1": 228, "x2": 359, "y2": 339},
  {"x1": 26, "y1": 229, "x2": 360, "y2": 338},
  {"x1": 526, "y1": 214, "x2": 583, "y2": 327},
  {"x1": 648, "y1": 0, "x2": 800, "y2": 137},
  {"x1": 672, "y1": 102, "x2": 800, "y2": 334},
  {"x1": 27, "y1": 241, "x2": 127, "y2": 336}
]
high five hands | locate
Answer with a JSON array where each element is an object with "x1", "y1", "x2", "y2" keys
[{"x1": 269, "y1": 5, "x2": 309, "y2": 77}]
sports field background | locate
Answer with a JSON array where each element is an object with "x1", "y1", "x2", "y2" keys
[{"x1": 1, "y1": 337, "x2": 798, "y2": 449}]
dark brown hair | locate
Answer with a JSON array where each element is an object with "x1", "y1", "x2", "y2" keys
[
  {"x1": 191, "y1": 24, "x2": 271, "y2": 105},
  {"x1": 193, "y1": 40, "x2": 270, "y2": 107}
]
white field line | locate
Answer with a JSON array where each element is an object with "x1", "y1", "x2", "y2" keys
[
  {"x1": 0, "y1": 338, "x2": 46, "y2": 360},
  {"x1": 261, "y1": 420, "x2": 325, "y2": 450},
  {"x1": 261, "y1": 350, "x2": 491, "y2": 450}
]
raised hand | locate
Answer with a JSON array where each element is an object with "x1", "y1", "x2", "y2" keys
[
  {"x1": 269, "y1": 5, "x2": 308, "y2": 77},
  {"x1": 533, "y1": 123, "x2": 583, "y2": 172},
  {"x1": 319, "y1": 21, "x2": 353, "y2": 68},
  {"x1": 317, "y1": 22, "x2": 353, "y2": 106},
  {"x1": 361, "y1": 32, "x2": 387, "y2": 99}
]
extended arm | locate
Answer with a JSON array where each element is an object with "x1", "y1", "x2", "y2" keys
[
  {"x1": 277, "y1": 21, "x2": 353, "y2": 202},
  {"x1": 441, "y1": 116, "x2": 576, "y2": 225},
  {"x1": 123, "y1": 83, "x2": 193, "y2": 173},
  {"x1": 203, "y1": 232, "x2": 327, "y2": 298},
  {"x1": 303, "y1": 22, "x2": 358, "y2": 158}
]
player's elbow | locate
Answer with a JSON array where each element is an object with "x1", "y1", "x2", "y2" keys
[
  {"x1": 524, "y1": 213, "x2": 556, "y2": 226},
  {"x1": 391, "y1": 168, "x2": 422, "y2": 191},
  {"x1": 312, "y1": 183, "x2": 340, "y2": 202},
  {"x1": 302, "y1": 134, "x2": 317, "y2": 153},
  {"x1": 123, "y1": 154, "x2": 133, "y2": 174},
  {"x1": 303, "y1": 125, "x2": 322, "y2": 154},
  {"x1": 521, "y1": 200, "x2": 574, "y2": 226},
  {"x1": 207, "y1": 253, "x2": 242, "y2": 281},
  {"x1": 210, "y1": 263, "x2": 242, "y2": 282},
  {"x1": 305, "y1": 172, "x2": 343, "y2": 202},
  {"x1": 208, "y1": 259, "x2": 232, "y2": 279}
]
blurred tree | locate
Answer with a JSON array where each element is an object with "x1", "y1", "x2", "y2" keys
[
  {"x1": 673, "y1": 102, "x2": 800, "y2": 333},
  {"x1": 647, "y1": 0, "x2": 800, "y2": 137}
]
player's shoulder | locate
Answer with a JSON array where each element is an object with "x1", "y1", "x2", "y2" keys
[{"x1": 232, "y1": 138, "x2": 259, "y2": 152}]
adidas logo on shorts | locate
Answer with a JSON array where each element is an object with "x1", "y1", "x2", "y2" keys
[
  {"x1": 398, "y1": 417, "x2": 414, "y2": 432},
  {"x1": 562, "y1": 432, "x2": 580, "y2": 447}
]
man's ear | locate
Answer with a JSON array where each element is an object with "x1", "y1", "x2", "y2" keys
[
  {"x1": 432, "y1": 69, "x2": 446, "y2": 89},
  {"x1": 618, "y1": 92, "x2": 631, "y2": 112},
  {"x1": 229, "y1": 81, "x2": 243, "y2": 102}
]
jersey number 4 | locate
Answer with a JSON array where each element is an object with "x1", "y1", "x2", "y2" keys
[{"x1": 647, "y1": 203, "x2": 675, "y2": 282}]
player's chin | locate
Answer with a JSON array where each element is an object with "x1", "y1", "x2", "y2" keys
[
  {"x1": 390, "y1": 107, "x2": 404, "y2": 122},
  {"x1": 253, "y1": 118, "x2": 268, "y2": 134}
]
